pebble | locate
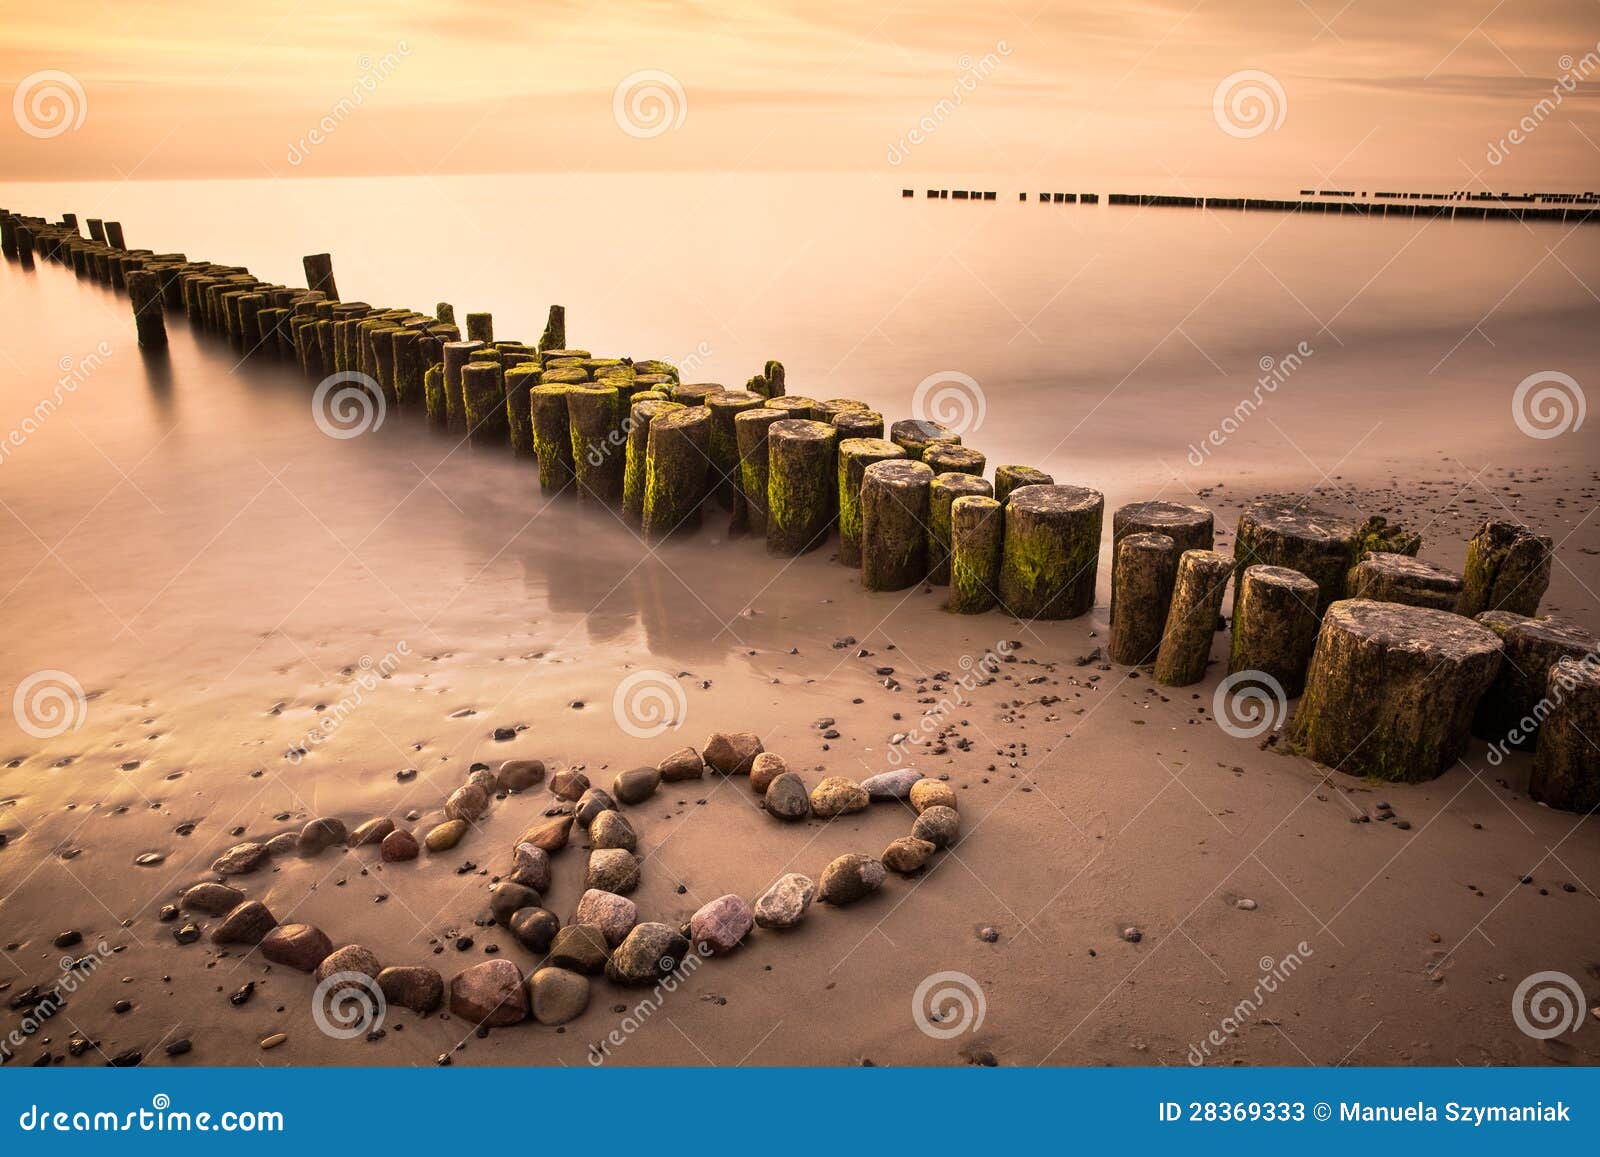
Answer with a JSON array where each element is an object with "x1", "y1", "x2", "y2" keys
[
  {"x1": 589, "y1": 809, "x2": 637, "y2": 851},
  {"x1": 749, "y1": 752, "x2": 789, "y2": 793},
  {"x1": 517, "y1": 815, "x2": 574, "y2": 854},
  {"x1": 764, "y1": 772, "x2": 810, "y2": 821},
  {"x1": 909, "y1": 779, "x2": 958, "y2": 813},
  {"x1": 979, "y1": 926, "x2": 1000, "y2": 943},
  {"x1": 860, "y1": 768, "x2": 923, "y2": 800},
  {"x1": 182, "y1": 882, "x2": 247, "y2": 916},
  {"x1": 448, "y1": 959, "x2": 527, "y2": 1026},
  {"x1": 527, "y1": 966, "x2": 590, "y2": 1026},
  {"x1": 264, "y1": 832, "x2": 300, "y2": 856},
  {"x1": 508, "y1": 907, "x2": 561, "y2": 953},
  {"x1": 314, "y1": 944, "x2": 382, "y2": 987},
  {"x1": 1235, "y1": 898, "x2": 1257, "y2": 911},
  {"x1": 298, "y1": 817, "x2": 347, "y2": 854},
  {"x1": 173, "y1": 923, "x2": 201, "y2": 945},
  {"x1": 606, "y1": 923, "x2": 690, "y2": 985},
  {"x1": 381, "y1": 829, "x2": 420, "y2": 862},
  {"x1": 424, "y1": 820, "x2": 469, "y2": 852},
  {"x1": 349, "y1": 817, "x2": 395, "y2": 847},
  {"x1": 549, "y1": 769, "x2": 591, "y2": 800},
  {"x1": 548, "y1": 924, "x2": 610, "y2": 975},
  {"x1": 211, "y1": 900, "x2": 277, "y2": 945},
  {"x1": 689, "y1": 894, "x2": 754, "y2": 954},
  {"x1": 658, "y1": 747, "x2": 705, "y2": 781},
  {"x1": 211, "y1": 841, "x2": 269, "y2": 875},
  {"x1": 585, "y1": 848, "x2": 641, "y2": 894},
  {"x1": 490, "y1": 882, "x2": 542, "y2": 925},
  {"x1": 1121, "y1": 926, "x2": 1143, "y2": 943},
  {"x1": 574, "y1": 889, "x2": 638, "y2": 946},
  {"x1": 497, "y1": 759, "x2": 545, "y2": 792},
  {"x1": 911, "y1": 805, "x2": 960, "y2": 848},
  {"x1": 882, "y1": 836, "x2": 936, "y2": 874},
  {"x1": 810, "y1": 776, "x2": 869, "y2": 817},
  {"x1": 818, "y1": 855, "x2": 887, "y2": 905},
  {"x1": 444, "y1": 784, "x2": 489, "y2": 823},
  {"x1": 754, "y1": 873, "x2": 816, "y2": 929},
  {"x1": 574, "y1": 788, "x2": 617, "y2": 827},
  {"x1": 260, "y1": 923, "x2": 333, "y2": 972},
  {"x1": 52, "y1": 930, "x2": 82, "y2": 949},
  {"x1": 612, "y1": 766, "x2": 661, "y2": 805},
  {"x1": 702, "y1": 731, "x2": 764, "y2": 775},
  {"x1": 508, "y1": 842, "x2": 553, "y2": 892},
  {"x1": 259, "y1": 1033, "x2": 287, "y2": 1050},
  {"x1": 377, "y1": 965, "x2": 444, "y2": 1014}
]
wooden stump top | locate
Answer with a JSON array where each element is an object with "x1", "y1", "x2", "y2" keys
[
  {"x1": 768, "y1": 418, "x2": 835, "y2": 446},
  {"x1": 1241, "y1": 498, "x2": 1359, "y2": 545},
  {"x1": 1353, "y1": 551, "x2": 1463, "y2": 589},
  {"x1": 1113, "y1": 500, "x2": 1212, "y2": 537},
  {"x1": 1243, "y1": 563, "x2": 1319, "y2": 592},
  {"x1": 863, "y1": 459, "x2": 934, "y2": 490},
  {"x1": 1324, "y1": 598, "x2": 1502, "y2": 664},
  {"x1": 1008, "y1": 483, "x2": 1104, "y2": 517}
]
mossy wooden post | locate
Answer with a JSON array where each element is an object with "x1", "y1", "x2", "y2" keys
[
  {"x1": 503, "y1": 364, "x2": 541, "y2": 457},
  {"x1": 1227, "y1": 564, "x2": 1320, "y2": 696},
  {"x1": 368, "y1": 324, "x2": 401, "y2": 400},
  {"x1": 466, "y1": 312, "x2": 493, "y2": 343},
  {"x1": 531, "y1": 384, "x2": 576, "y2": 493},
  {"x1": 747, "y1": 359, "x2": 786, "y2": 399},
  {"x1": 1152, "y1": 550, "x2": 1232, "y2": 686},
  {"x1": 889, "y1": 418, "x2": 960, "y2": 461},
  {"x1": 672, "y1": 382, "x2": 723, "y2": 408},
  {"x1": 126, "y1": 270, "x2": 168, "y2": 349},
  {"x1": 994, "y1": 465, "x2": 1053, "y2": 505},
  {"x1": 104, "y1": 221, "x2": 126, "y2": 249},
  {"x1": 706, "y1": 389, "x2": 763, "y2": 517},
  {"x1": 435, "y1": 302, "x2": 456, "y2": 327},
  {"x1": 442, "y1": 340, "x2": 485, "y2": 434},
  {"x1": 815, "y1": 398, "x2": 869, "y2": 425},
  {"x1": 836, "y1": 438, "x2": 905, "y2": 567},
  {"x1": 1472, "y1": 614, "x2": 1596, "y2": 750},
  {"x1": 0, "y1": 214, "x2": 17, "y2": 259},
  {"x1": 539, "y1": 305, "x2": 566, "y2": 353},
  {"x1": 860, "y1": 460, "x2": 935, "y2": 590},
  {"x1": 734, "y1": 408, "x2": 783, "y2": 537},
  {"x1": 1458, "y1": 518, "x2": 1553, "y2": 618},
  {"x1": 924, "y1": 444, "x2": 986, "y2": 477},
  {"x1": 643, "y1": 406, "x2": 712, "y2": 541},
  {"x1": 624, "y1": 399, "x2": 684, "y2": 527},
  {"x1": 567, "y1": 384, "x2": 624, "y2": 505},
  {"x1": 928, "y1": 472, "x2": 993, "y2": 584},
  {"x1": 86, "y1": 218, "x2": 106, "y2": 243},
  {"x1": 462, "y1": 361, "x2": 509, "y2": 445},
  {"x1": 1108, "y1": 533, "x2": 1179, "y2": 665},
  {"x1": 1234, "y1": 499, "x2": 1361, "y2": 615},
  {"x1": 948, "y1": 496, "x2": 1003, "y2": 614},
  {"x1": 1285, "y1": 600, "x2": 1503, "y2": 781},
  {"x1": 302, "y1": 253, "x2": 338, "y2": 301},
  {"x1": 1112, "y1": 500, "x2": 1214, "y2": 554},
  {"x1": 1529, "y1": 658, "x2": 1600, "y2": 812},
  {"x1": 1346, "y1": 552, "x2": 1463, "y2": 611},
  {"x1": 766, "y1": 419, "x2": 838, "y2": 556},
  {"x1": 392, "y1": 330, "x2": 424, "y2": 408},
  {"x1": 236, "y1": 293, "x2": 267, "y2": 357},
  {"x1": 424, "y1": 365, "x2": 449, "y2": 430},
  {"x1": 765, "y1": 396, "x2": 818, "y2": 421},
  {"x1": 833, "y1": 410, "x2": 885, "y2": 440},
  {"x1": 998, "y1": 484, "x2": 1104, "y2": 620}
]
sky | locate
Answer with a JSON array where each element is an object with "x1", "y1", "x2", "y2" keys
[{"x1": 4, "y1": 0, "x2": 1599, "y2": 190}]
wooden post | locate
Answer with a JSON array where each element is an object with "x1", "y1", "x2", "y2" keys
[
  {"x1": 734, "y1": 408, "x2": 784, "y2": 537},
  {"x1": 998, "y1": 484, "x2": 1104, "y2": 620},
  {"x1": 302, "y1": 253, "x2": 339, "y2": 300},
  {"x1": 1108, "y1": 532, "x2": 1178, "y2": 665},
  {"x1": 126, "y1": 269, "x2": 168, "y2": 349},
  {"x1": 836, "y1": 437, "x2": 906, "y2": 567},
  {"x1": 539, "y1": 305, "x2": 566, "y2": 353},
  {"x1": 1529, "y1": 658, "x2": 1600, "y2": 812},
  {"x1": 766, "y1": 419, "x2": 838, "y2": 556},
  {"x1": 1227, "y1": 564, "x2": 1320, "y2": 696},
  {"x1": 643, "y1": 406, "x2": 713, "y2": 541},
  {"x1": 994, "y1": 465, "x2": 1053, "y2": 505},
  {"x1": 1458, "y1": 518, "x2": 1553, "y2": 618},
  {"x1": 567, "y1": 384, "x2": 625, "y2": 505},
  {"x1": 530, "y1": 384, "x2": 576, "y2": 493},
  {"x1": 1152, "y1": 550, "x2": 1232, "y2": 686},
  {"x1": 462, "y1": 361, "x2": 509, "y2": 445},
  {"x1": 927, "y1": 472, "x2": 993, "y2": 584},
  {"x1": 948, "y1": 496, "x2": 1003, "y2": 614},
  {"x1": 1234, "y1": 498, "x2": 1361, "y2": 615}
]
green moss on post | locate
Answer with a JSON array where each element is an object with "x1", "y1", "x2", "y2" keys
[
  {"x1": 1285, "y1": 600, "x2": 1503, "y2": 781},
  {"x1": 998, "y1": 484, "x2": 1104, "y2": 620},
  {"x1": 1152, "y1": 550, "x2": 1233, "y2": 686},
  {"x1": 672, "y1": 382, "x2": 724, "y2": 407},
  {"x1": 1458, "y1": 518, "x2": 1553, "y2": 618},
  {"x1": 1472, "y1": 615, "x2": 1595, "y2": 750},
  {"x1": 705, "y1": 389, "x2": 764, "y2": 517},
  {"x1": 1346, "y1": 552, "x2": 1463, "y2": 611},
  {"x1": 567, "y1": 384, "x2": 625, "y2": 505},
  {"x1": 889, "y1": 418, "x2": 960, "y2": 461},
  {"x1": 815, "y1": 398, "x2": 869, "y2": 424},
  {"x1": 948, "y1": 496, "x2": 1003, "y2": 614},
  {"x1": 633, "y1": 359, "x2": 678, "y2": 381},
  {"x1": 734, "y1": 408, "x2": 784, "y2": 538},
  {"x1": 928, "y1": 472, "x2": 993, "y2": 585},
  {"x1": 767, "y1": 419, "x2": 838, "y2": 556},
  {"x1": 540, "y1": 367, "x2": 588, "y2": 386},
  {"x1": 1110, "y1": 500, "x2": 1214, "y2": 627},
  {"x1": 1108, "y1": 533, "x2": 1179, "y2": 666},
  {"x1": 624, "y1": 400, "x2": 685, "y2": 528},
  {"x1": 442, "y1": 340, "x2": 486, "y2": 434},
  {"x1": 923, "y1": 444, "x2": 985, "y2": 477},
  {"x1": 466, "y1": 312, "x2": 493, "y2": 343},
  {"x1": 435, "y1": 302, "x2": 455, "y2": 326},
  {"x1": 126, "y1": 269, "x2": 167, "y2": 349},
  {"x1": 861, "y1": 460, "x2": 935, "y2": 590},
  {"x1": 994, "y1": 465, "x2": 1053, "y2": 505},
  {"x1": 531, "y1": 384, "x2": 576, "y2": 493},
  {"x1": 504, "y1": 364, "x2": 542, "y2": 457},
  {"x1": 539, "y1": 305, "x2": 565, "y2": 353},
  {"x1": 747, "y1": 359, "x2": 786, "y2": 399},
  {"x1": 836, "y1": 438, "x2": 906, "y2": 568},
  {"x1": 1227, "y1": 564, "x2": 1320, "y2": 696},
  {"x1": 424, "y1": 365, "x2": 448, "y2": 430},
  {"x1": 462, "y1": 361, "x2": 509, "y2": 445},
  {"x1": 643, "y1": 406, "x2": 713, "y2": 542},
  {"x1": 833, "y1": 410, "x2": 885, "y2": 440},
  {"x1": 1234, "y1": 498, "x2": 1361, "y2": 616},
  {"x1": 1529, "y1": 658, "x2": 1600, "y2": 812},
  {"x1": 392, "y1": 330, "x2": 424, "y2": 408}
]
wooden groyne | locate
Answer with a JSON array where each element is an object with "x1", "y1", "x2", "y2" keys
[{"x1": 2, "y1": 204, "x2": 1594, "y2": 807}]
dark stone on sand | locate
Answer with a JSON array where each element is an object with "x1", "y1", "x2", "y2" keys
[
  {"x1": 548, "y1": 924, "x2": 611, "y2": 974},
  {"x1": 509, "y1": 907, "x2": 562, "y2": 953},
  {"x1": 490, "y1": 882, "x2": 543, "y2": 925},
  {"x1": 212, "y1": 900, "x2": 277, "y2": 945},
  {"x1": 381, "y1": 829, "x2": 419, "y2": 862},
  {"x1": 260, "y1": 923, "x2": 333, "y2": 971},
  {"x1": 703, "y1": 731, "x2": 764, "y2": 774},
  {"x1": 882, "y1": 836, "x2": 936, "y2": 874},
  {"x1": 449, "y1": 959, "x2": 527, "y2": 1026},
  {"x1": 764, "y1": 772, "x2": 810, "y2": 821},
  {"x1": 589, "y1": 809, "x2": 637, "y2": 851},
  {"x1": 378, "y1": 965, "x2": 444, "y2": 1015},
  {"x1": 497, "y1": 759, "x2": 545, "y2": 791},
  {"x1": 912, "y1": 805, "x2": 960, "y2": 848},
  {"x1": 658, "y1": 746, "x2": 705, "y2": 781},
  {"x1": 690, "y1": 894, "x2": 754, "y2": 955},
  {"x1": 550, "y1": 769, "x2": 590, "y2": 800},
  {"x1": 516, "y1": 815, "x2": 573, "y2": 855},
  {"x1": 585, "y1": 849, "x2": 641, "y2": 894},
  {"x1": 349, "y1": 817, "x2": 395, "y2": 847},
  {"x1": 181, "y1": 882, "x2": 245, "y2": 916},
  {"x1": 606, "y1": 923, "x2": 691, "y2": 985},
  {"x1": 574, "y1": 788, "x2": 617, "y2": 827},
  {"x1": 212, "y1": 841, "x2": 269, "y2": 875},
  {"x1": 528, "y1": 966, "x2": 591, "y2": 1025},
  {"x1": 818, "y1": 854, "x2": 887, "y2": 904},
  {"x1": 612, "y1": 766, "x2": 661, "y2": 805}
]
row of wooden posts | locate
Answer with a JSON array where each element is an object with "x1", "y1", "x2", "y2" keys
[{"x1": 4, "y1": 208, "x2": 1594, "y2": 810}]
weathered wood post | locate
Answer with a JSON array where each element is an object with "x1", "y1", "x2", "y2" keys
[
  {"x1": 836, "y1": 437, "x2": 906, "y2": 567},
  {"x1": 126, "y1": 269, "x2": 168, "y2": 349},
  {"x1": 765, "y1": 396, "x2": 817, "y2": 420},
  {"x1": 0, "y1": 214, "x2": 17, "y2": 259},
  {"x1": 1458, "y1": 518, "x2": 1553, "y2": 618},
  {"x1": 889, "y1": 418, "x2": 960, "y2": 461},
  {"x1": 747, "y1": 359, "x2": 786, "y2": 399},
  {"x1": 503, "y1": 364, "x2": 541, "y2": 456},
  {"x1": 766, "y1": 419, "x2": 838, "y2": 556},
  {"x1": 1471, "y1": 614, "x2": 1596, "y2": 750},
  {"x1": 530, "y1": 383, "x2": 577, "y2": 493},
  {"x1": 948, "y1": 495, "x2": 1003, "y2": 614},
  {"x1": 643, "y1": 406, "x2": 712, "y2": 541},
  {"x1": 442, "y1": 340, "x2": 486, "y2": 433},
  {"x1": 104, "y1": 221, "x2": 126, "y2": 249},
  {"x1": 734, "y1": 408, "x2": 784, "y2": 538},
  {"x1": 1529, "y1": 658, "x2": 1600, "y2": 812},
  {"x1": 998, "y1": 484, "x2": 1104, "y2": 620},
  {"x1": 993, "y1": 465, "x2": 1053, "y2": 505},
  {"x1": 1227, "y1": 564, "x2": 1320, "y2": 695},
  {"x1": 815, "y1": 398, "x2": 869, "y2": 425},
  {"x1": 539, "y1": 305, "x2": 566, "y2": 353},
  {"x1": 86, "y1": 218, "x2": 106, "y2": 243},
  {"x1": 466, "y1": 312, "x2": 494, "y2": 344},
  {"x1": 15, "y1": 225, "x2": 34, "y2": 268},
  {"x1": 923, "y1": 444, "x2": 986, "y2": 477},
  {"x1": 706, "y1": 389, "x2": 764, "y2": 516},
  {"x1": 672, "y1": 382, "x2": 724, "y2": 408},
  {"x1": 861, "y1": 459, "x2": 935, "y2": 591},
  {"x1": 1108, "y1": 532, "x2": 1179, "y2": 665},
  {"x1": 436, "y1": 302, "x2": 456, "y2": 327},
  {"x1": 1285, "y1": 600, "x2": 1503, "y2": 781},
  {"x1": 1152, "y1": 550, "x2": 1233, "y2": 685},
  {"x1": 623, "y1": 399, "x2": 685, "y2": 527},
  {"x1": 302, "y1": 253, "x2": 339, "y2": 300},
  {"x1": 1346, "y1": 552, "x2": 1463, "y2": 610},
  {"x1": 833, "y1": 410, "x2": 885, "y2": 440},
  {"x1": 462, "y1": 361, "x2": 509, "y2": 445},
  {"x1": 567, "y1": 383, "x2": 625, "y2": 504},
  {"x1": 1234, "y1": 498, "x2": 1361, "y2": 615},
  {"x1": 424, "y1": 365, "x2": 449, "y2": 429},
  {"x1": 928, "y1": 472, "x2": 993, "y2": 584},
  {"x1": 1109, "y1": 500, "x2": 1213, "y2": 628}
]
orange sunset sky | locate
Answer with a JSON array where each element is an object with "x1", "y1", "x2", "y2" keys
[{"x1": 4, "y1": 0, "x2": 1599, "y2": 189}]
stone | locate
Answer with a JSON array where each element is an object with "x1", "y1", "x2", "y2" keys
[
  {"x1": 612, "y1": 766, "x2": 661, "y2": 805},
  {"x1": 754, "y1": 873, "x2": 816, "y2": 929},
  {"x1": 444, "y1": 784, "x2": 489, "y2": 823},
  {"x1": 349, "y1": 817, "x2": 394, "y2": 847},
  {"x1": 516, "y1": 815, "x2": 573, "y2": 855},
  {"x1": 860, "y1": 769, "x2": 923, "y2": 801},
  {"x1": 211, "y1": 900, "x2": 277, "y2": 945},
  {"x1": 211, "y1": 841, "x2": 269, "y2": 875},
  {"x1": 264, "y1": 832, "x2": 299, "y2": 856},
  {"x1": 381, "y1": 829, "x2": 419, "y2": 861},
  {"x1": 703, "y1": 731, "x2": 764, "y2": 774},
  {"x1": 586, "y1": 848, "x2": 641, "y2": 894},
  {"x1": 528, "y1": 967, "x2": 590, "y2": 1026},
  {"x1": 689, "y1": 894, "x2": 754, "y2": 955},
  {"x1": 912, "y1": 805, "x2": 961, "y2": 848},
  {"x1": 882, "y1": 836, "x2": 937, "y2": 874},
  {"x1": 589, "y1": 809, "x2": 637, "y2": 851},
  {"x1": 548, "y1": 924, "x2": 610, "y2": 975},
  {"x1": 298, "y1": 817, "x2": 348, "y2": 853},
  {"x1": 314, "y1": 944, "x2": 382, "y2": 987},
  {"x1": 909, "y1": 779, "x2": 957, "y2": 812},
  {"x1": 764, "y1": 772, "x2": 810, "y2": 821},
  {"x1": 377, "y1": 965, "x2": 444, "y2": 1014},
  {"x1": 818, "y1": 855, "x2": 886, "y2": 904},
  {"x1": 550, "y1": 769, "x2": 591, "y2": 800},
  {"x1": 260, "y1": 923, "x2": 333, "y2": 971},
  {"x1": 181, "y1": 882, "x2": 244, "y2": 915},
  {"x1": 606, "y1": 923, "x2": 692, "y2": 985},
  {"x1": 574, "y1": 889, "x2": 638, "y2": 946},
  {"x1": 425, "y1": 820, "x2": 469, "y2": 852},
  {"x1": 658, "y1": 747, "x2": 705, "y2": 781},
  {"x1": 749, "y1": 751, "x2": 789, "y2": 793},
  {"x1": 490, "y1": 882, "x2": 542, "y2": 925},
  {"x1": 810, "y1": 776, "x2": 869, "y2": 817},
  {"x1": 449, "y1": 959, "x2": 528, "y2": 1026},
  {"x1": 497, "y1": 759, "x2": 545, "y2": 791},
  {"x1": 509, "y1": 907, "x2": 561, "y2": 953},
  {"x1": 575, "y1": 788, "x2": 618, "y2": 827},
  {"x1": 508, "y1": 842, "x2": 553, "y2": 892}
]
